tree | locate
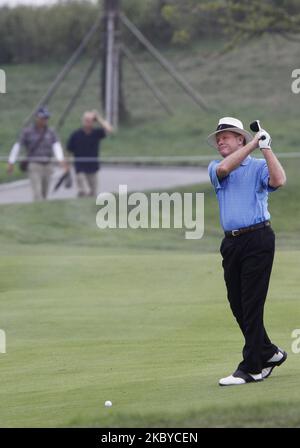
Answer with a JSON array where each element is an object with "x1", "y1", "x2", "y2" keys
[{"x1": 162, "y1": 0, "x2": 300, "y2": 51}]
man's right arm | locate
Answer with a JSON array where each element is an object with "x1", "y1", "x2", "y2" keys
[
  {"x1": 66, "y1": 133, "x2": 75, "y2": 154},
  {"x1": 7, "y1": 128, "x2": 28, "y2": 173},
  {"x1": 216, "y1": 136, "x2": 259, "y2": 179},
  {"x1": 8, "y1": 142, "x2": 21, "y2": 165}
]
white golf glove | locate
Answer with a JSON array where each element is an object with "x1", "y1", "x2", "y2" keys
[{"x1": 256, "y1": 129, "x2": 272, "y2": 150}]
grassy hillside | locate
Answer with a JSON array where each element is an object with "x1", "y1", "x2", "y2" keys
[{"x1": 1, "y1": 35, "x2": 300, "y2": 182}]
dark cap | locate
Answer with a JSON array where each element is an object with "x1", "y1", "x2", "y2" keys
[{"x1": 36, "y1": 106, "x2": 51, "y2": 119}]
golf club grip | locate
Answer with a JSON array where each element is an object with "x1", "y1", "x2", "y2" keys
[{"x1": 249, "y1": 121, "x2": 266, "y2": 140}]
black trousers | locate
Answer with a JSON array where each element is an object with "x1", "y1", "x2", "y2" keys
[{"x1": 220, "y1": 226, "x2": 278, "y2": 374}]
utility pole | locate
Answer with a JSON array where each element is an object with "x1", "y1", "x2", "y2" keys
[{"x1": 102, "y1": 0, "x2": 123, "y2": 129}]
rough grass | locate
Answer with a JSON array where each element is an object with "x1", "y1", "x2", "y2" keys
[{"x1": 0, "y1": 156, "x2": 299, "y2": 253}]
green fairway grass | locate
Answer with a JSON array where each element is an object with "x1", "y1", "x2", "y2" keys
[
  {"x1": 0, "y1": 248, "x2": 299, "y2": 428},
  {"x1": 0, "y1": 168, "x2": 299, "y2": 427}
]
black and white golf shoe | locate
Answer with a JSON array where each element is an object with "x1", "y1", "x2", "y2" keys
[
  {"x1": 219, "y1": 369, "x2": 263, "y2": 386},
  {"x1": 262, "y1": 348, "x2": 287, "y2": 379}
]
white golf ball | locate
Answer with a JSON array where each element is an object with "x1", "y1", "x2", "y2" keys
[{"x1": 105, "y1": 400, "x2": 112, "y2": 408}]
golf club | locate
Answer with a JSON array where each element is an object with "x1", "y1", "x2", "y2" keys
[
  {"x1": 250, "y1": 120, "x2": 266, "y2": 140},
  {"x1": 53, "y1": 170, "x2": 72, "y2": 192}
]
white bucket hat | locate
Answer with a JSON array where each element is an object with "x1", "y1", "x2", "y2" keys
[{"x1": 207, "y1": 117, "x2": 253, "y2": 149}]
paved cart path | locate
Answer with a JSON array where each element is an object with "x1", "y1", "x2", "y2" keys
[{"x1": 0, "y1": 165, "x2": 209, "y2": 204}]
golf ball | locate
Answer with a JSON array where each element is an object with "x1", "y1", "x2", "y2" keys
[{"x1": 105, "y1": 400, "x2": 112, "y2": 407}]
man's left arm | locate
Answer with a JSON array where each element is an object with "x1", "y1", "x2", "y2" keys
[
  {"x1": 258, "y1": 130, "x2": 286, "y2": 188},
  {"x1": 261, "y1": 149, "x2": 286, "y2": 188},
  {"x1": 92, "y1": 110, "x2": 114, "y2": 135},
  {"x1": 50, "y1": 129, "x2": 69, "y2": 172}
]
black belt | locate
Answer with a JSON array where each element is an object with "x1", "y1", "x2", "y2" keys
[
  {"x1": 29, "y1": 161, "x2": 51, "y2": 165},
  {"x1": 224, "y1": 220, "x2": 271, "y2": 238}
]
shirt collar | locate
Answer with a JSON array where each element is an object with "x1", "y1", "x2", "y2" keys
[{"x1": 240, "y1": 155, "x2": 251, "y2": 166}]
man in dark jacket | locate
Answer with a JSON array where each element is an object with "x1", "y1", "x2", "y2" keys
[{"x1": 67, "y1": 110, "x2": 113, "y2": 197}]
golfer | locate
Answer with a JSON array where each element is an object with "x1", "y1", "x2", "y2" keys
[
  {"x1": 207, "y1": 117, "x2": 287, "y2": 386},
  {"x1": 7, "y1": 107, "x2": 67, "y2": 201},
  {"x1": 67, "y1": 111, "x2": 113, "y2": 197}
]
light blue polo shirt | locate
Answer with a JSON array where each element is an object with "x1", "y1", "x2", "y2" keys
[{"x1": 208, "y1": 156, "x2": 277, "y2": 231}]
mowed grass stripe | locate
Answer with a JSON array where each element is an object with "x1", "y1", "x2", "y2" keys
[{"x1": 0, "y1": 249, "x2": 298, "y2": 427}]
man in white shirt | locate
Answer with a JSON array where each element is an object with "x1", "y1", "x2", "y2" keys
[{"x1": 7, "y1": 107, "x2": 68, "y2": 201}]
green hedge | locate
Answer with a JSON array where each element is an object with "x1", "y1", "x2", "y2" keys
[
  {"x1": 0, "y1": 2, "x2": 99, "y2": 63},
  {"x1": 0, "y1": 0, "x2": 174, "y2": 64}
]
